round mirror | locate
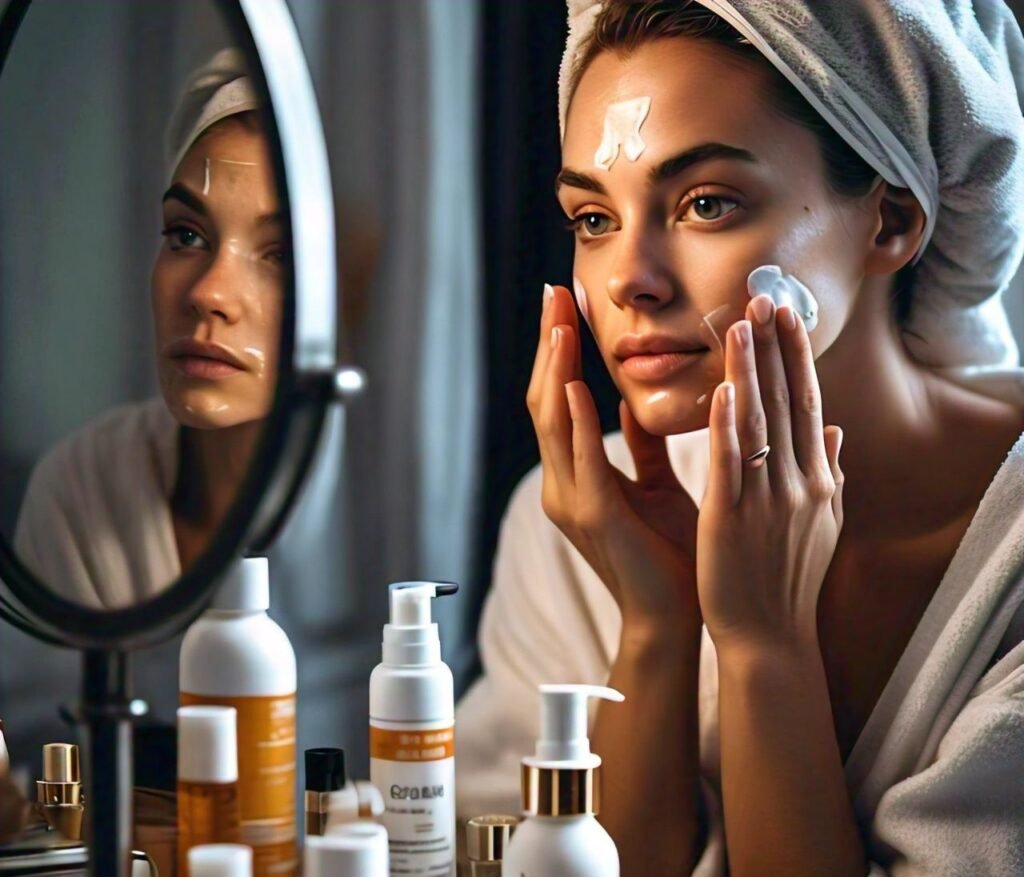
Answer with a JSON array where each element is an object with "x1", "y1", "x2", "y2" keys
[{"x1": 0, "y1": 0, "x2": 340, "y2": 650}]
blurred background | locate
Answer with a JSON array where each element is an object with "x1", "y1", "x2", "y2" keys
[{"x1": 1, "y1": 0, "x2": 1024, "y2": 785}]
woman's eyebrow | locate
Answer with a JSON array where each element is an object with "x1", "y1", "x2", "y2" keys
[
  {"x1": 254, "y1": 210, "x2": 285, "y2": 228},
  {"x1": 555, "y1": 142, "x2": 758, "y2": 196},
  {"x1": 162, "y1": 183, "x2": 206, "y2": 215},
  {"x1": 555, "y1": 168, "x2": 608, "y2": 196},
  {"x1": 649, "y1": 142, "x2": 758, "y2": 183}
]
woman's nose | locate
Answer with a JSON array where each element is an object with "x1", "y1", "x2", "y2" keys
[
  {"x1": 605, "y1": 227, "x2": 675, "y2": 311},
  {"x1": 186, "y1": 251, "x2": 245, "y2": 323}
]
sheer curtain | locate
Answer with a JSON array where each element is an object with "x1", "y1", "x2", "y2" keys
[{"x1": 276, "y1": 0, "x2": 482, "y2": 774}]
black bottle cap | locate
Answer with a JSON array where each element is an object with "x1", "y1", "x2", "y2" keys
[{"x1": 305, "y1": 747, "x2": 347, "y2": 792}]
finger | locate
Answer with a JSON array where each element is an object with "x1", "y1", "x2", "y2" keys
[
  {"x1": 620, "y1": 400, "x2": 680, "y2": 490},
  {"x1": 706, "y1": 381, "x2": 742, "y2": 507},
  {"x1": 746, "y1": 293, "x2": 796, "y2": 481},
  {"x1": 724, "y1": 319, "x2": 769, "y2": 474},
  {"x1": 823, "y1": 425, "x2": 845, "y2": 530},
  {"x1": 527, "y1": 284, "x2": 580, "y2": 416},
  {"x1": 566, "y1": 381, "x2": 618, "y2": 515},
  {"x1": 777, "y1": 304, "x2": 828, "y2": 477},
  {"x1": 536, "y1": 323, "x2": 580, "y2": 498}
]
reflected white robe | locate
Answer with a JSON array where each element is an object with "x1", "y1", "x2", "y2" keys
[
  {"x1": 456, "y1": 427, "x2": 1024, "y2": 876},
  {"x1": 13, "y1": 398, "x2": 180, "y2": 609}
]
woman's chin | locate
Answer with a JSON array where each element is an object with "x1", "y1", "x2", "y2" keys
[
  {"x1": 626, "y1": 392, "x2": 710, "y2": 437},
  {"x1": 162, "y1": 390, "x2": 267, "y2": 431}
]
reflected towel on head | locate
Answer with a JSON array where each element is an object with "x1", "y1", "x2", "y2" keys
[
  {"x1": 559, "y1": 0, "x2": 1024, "y2": 400},
  {"x1": 165, "y1": 47, "x2": 261, "y2": 180}
]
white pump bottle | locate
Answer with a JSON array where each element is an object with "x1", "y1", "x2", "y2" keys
[
  {"x1": 502, "y1": 684, "x2": 624, "y2": 877},
  {"x1": 369, "y1": 581, "x2": 458, "y2": 877}
]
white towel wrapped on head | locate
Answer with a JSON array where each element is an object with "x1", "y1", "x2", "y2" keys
[{"x1": 165, "y1": 48, "x2": 261, "y2": 180}]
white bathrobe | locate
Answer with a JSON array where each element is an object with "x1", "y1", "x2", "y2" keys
[
  {"x1": 13, "y1": 397, "x2": 181, "y2": 609},
  {"x1": 456, "y1": 426, "x2": 1024, "y2": 876}
]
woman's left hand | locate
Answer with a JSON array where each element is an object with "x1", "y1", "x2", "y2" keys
[{"x1": 696, "y1": 294, "x2": 845, "y2": 657}]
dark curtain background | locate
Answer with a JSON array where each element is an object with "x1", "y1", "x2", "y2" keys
[{"x1": 467, "y1": 0, "x2": 621, "y2": 686}]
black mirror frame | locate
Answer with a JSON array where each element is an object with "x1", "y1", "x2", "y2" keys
[{"x1": 0, "y1": 0, "x2": 341, "y2": 651}]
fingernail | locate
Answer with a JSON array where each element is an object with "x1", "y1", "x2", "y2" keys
[
  {"x1": 551, "y1": 327, "x2": 561, "y2": 349},
  {"x1": 834, "y1": 427, "x2": 844, "y2": 456},
  {"x1": 733, "y1": 320, "x2": 752, "y2": 349},
  {"x1": 543, "y1": 283, "x2": 554, "y2": 309},
  {"x1": 750, "y1": 294, "x2": 775, "y2": 325},
  {"x1": 779, "y1": 306, "x2": 798, "y2": 332},
  {"x1": 721, "y1": 381, "x2": 734, "y2": 406}
]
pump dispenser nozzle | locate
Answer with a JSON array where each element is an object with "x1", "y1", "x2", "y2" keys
[
  {"x1": 520, "y1": 684, "x2": 624, "y2": 818},
  {"x1": 534, "y1": 685, "x2": 624, "y2": 767},
  {"x1": 382, "y1": 582, "x2": 458, "y2": 666}
]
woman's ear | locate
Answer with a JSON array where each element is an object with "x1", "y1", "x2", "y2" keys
[{"x1": 863, "y1": 183, "x2": 927, "y2": 275}]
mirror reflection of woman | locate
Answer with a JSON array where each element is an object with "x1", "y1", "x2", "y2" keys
[
  {"x1": 458, "y1": 2, "x2": 1024, "y2": 874},
  {"x1": 15, "y1": 51, "x2": 284, "y2": 608}
]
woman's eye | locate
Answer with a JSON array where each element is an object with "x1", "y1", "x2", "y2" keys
[
  {"x1": 162, "y1": 226, "x2": 208, "y2": 251},
  {"x1": 683, "y1": 196, "x2": 739, "y2": 223},
  {"x1": 571, "y1": 212, "x2": 619, "y2": 237},
  {"x1": 264, "y1": 244, "x2": 291, "y2": 266}
]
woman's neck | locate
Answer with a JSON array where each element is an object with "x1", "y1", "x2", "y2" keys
[
  {"x1": 172, "y1": 421, "x2": 262, "y2": 533},
  {"x1": 815, "y1": 274, "x2": 1022, "y2": 540}
]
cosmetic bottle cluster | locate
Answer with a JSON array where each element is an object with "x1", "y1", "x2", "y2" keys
[{"x1": 2, "y1": 562, "x2": 624, "y2": 876}]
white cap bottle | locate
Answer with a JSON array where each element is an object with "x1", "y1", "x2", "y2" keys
[
  {"x1": 177, "y1": 706, "x2": 242, "y2": 876},
  {"x1": 501, "y1": 685, "x2": 624, "y2": 877},
  {"x1": 180, "y1": 557, "x2": 297, "y2": 876},
  {"x1": 369, "y1": 582, "x2": 458, "y2": 876},
  {"x1": 304, "y1": 822, "x2": 389, "y2": 877},
  {"x1": 188, "y1": 844, "x2": 253, "y2": 876}
]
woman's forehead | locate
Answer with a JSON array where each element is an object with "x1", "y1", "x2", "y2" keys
[
  {"x1": 171, "y1": 124, "x2": 278, "y2": 216},
  {"x1": 563, "y1": 38, "x2": 798, "y2": 173}
]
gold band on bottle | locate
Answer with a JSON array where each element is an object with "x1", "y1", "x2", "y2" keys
[{"x1": 521, "y1": 764, "x2": 600, "y2": 817}]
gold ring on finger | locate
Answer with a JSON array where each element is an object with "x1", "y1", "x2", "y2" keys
[{"x1": 743, "y1": 443, "x2": 771, "y2": 469}]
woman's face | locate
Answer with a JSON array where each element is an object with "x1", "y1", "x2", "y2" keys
[
  {"x1": 152, "y1": 119, "x2": 284, "y2": 430},
  {"x1": 559, "y1": 38, "x2": 877, "y2": 436}
]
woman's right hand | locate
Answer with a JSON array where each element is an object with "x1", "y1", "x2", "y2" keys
[{"x1": 526, "y1": 284, "x2": 702, "y2": 632}]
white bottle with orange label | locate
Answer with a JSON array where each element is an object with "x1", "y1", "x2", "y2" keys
[
  {"x1": 370, "y1": 582, "x2": 458, "y2": 877},
  {"x1": 180, "y1": 557, "x2": 298, "y2": 877}
]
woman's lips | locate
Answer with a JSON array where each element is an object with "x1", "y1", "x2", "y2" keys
[
  {"x1": 165, "y1": 337, "x2": 249, "y2": 380},
  {"x1": 619, "y1": 350, "x2": 708, "y2": 382},
  {"x1": 173, "y1": 356, "x2": 243, "y2": 379}
]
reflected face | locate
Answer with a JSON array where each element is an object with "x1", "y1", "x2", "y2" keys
[
  {"x1": 152, "y1": 119, "x2": 284, "y2": 430},
  {"x1": 559, "y1": 39, "x2": 875, "y2": 436}
]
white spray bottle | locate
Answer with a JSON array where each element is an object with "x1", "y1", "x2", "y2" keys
[
  {"x1": 369, "y1": 582, "x2": 459, "y2": 877},
  {"x1": 502, "y1": 684, "x2": 624, "y2": 877}
]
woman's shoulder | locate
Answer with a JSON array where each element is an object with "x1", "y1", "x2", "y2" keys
[{"x1": 25, "y1": 398, "x2": 177, "y2": 498}]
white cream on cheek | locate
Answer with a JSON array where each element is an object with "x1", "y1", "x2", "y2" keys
[{"x1": 747, "y1": 265, "x2": 819, "y2": 331}]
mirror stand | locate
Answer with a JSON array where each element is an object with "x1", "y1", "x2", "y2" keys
[{"x1": 78, "y1": 650, "x2": 144, "y2": 877}]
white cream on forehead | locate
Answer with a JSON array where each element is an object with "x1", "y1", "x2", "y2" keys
[
  {"x1": 201, "y1": 157, "x2": 259, "y2": 195},
  {"x1": 594, "y1": 96, "x2": 652, "y2": 171},
  {"x1": 747, "y1": 265, "x2": 819, "y2": 331}
]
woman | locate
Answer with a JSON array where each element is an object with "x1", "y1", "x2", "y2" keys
[
  {"x1": 457, "y1": 2, "x2": 1024, "y2": 874},
  {"x1": 13, "y1": 50, "x2": 285, "y2": 608}
]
